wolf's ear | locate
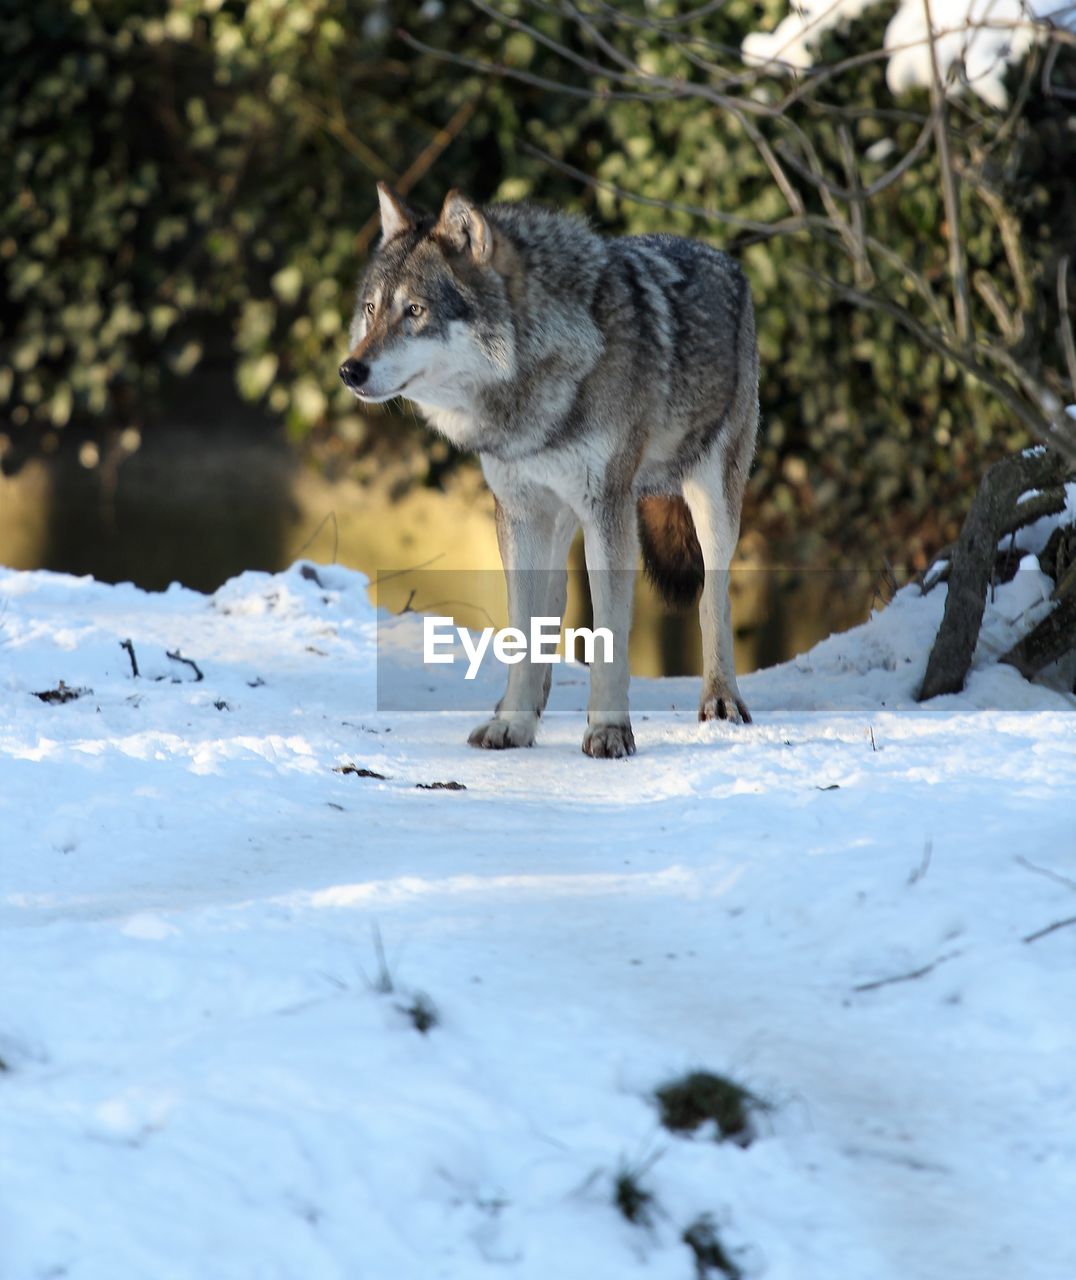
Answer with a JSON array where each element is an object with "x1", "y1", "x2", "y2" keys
[
  {"x1": 377, "y1": 182, "x2": 417, "y2": 243},
  {"x1": 435, "y1": 190, "x2": 493, "y2": 265}
]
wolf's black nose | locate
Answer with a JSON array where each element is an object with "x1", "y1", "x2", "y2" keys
[{"x1": 339, "y1": 358, "x2": 369, "y2": 391}]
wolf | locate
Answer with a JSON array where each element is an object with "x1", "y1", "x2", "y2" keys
[{"x1": 341, "y1": 184, "x2": 759, "y2": 758}]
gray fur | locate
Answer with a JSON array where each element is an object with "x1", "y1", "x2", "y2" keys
[{"x1": 343, "y1": 186, "x2": 759, "y2": 755}]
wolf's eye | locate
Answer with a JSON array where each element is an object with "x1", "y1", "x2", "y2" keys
[
  {"x1": 364, "y1": 301, "x2": 375, "y2": 316},
  {"x1": 408, "y1": 303, "x2": 426, "y2": 318}
]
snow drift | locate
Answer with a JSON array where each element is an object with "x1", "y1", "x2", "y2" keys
[{"x1": 1, "y1": 555, "x2": 1073, "y2": 1280}]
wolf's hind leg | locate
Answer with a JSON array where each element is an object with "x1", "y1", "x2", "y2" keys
[
  {"x1": 469, "y1": 491, "x2": 575, "y2": 750},
  {"x1": 682, "y1": 444, "x2": 752, "y2": 726}
]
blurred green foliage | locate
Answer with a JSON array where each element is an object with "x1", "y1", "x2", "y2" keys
[
  {"x1": 0, "y1": 0, "x2": 487, "y2": 452},
  {"x1": 2, "y1": 0, "x2": 1072, "y2": 563}
]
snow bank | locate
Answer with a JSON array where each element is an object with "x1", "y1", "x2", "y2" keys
[{"x1": 743, "y1": 0, "x2": 1068, "y2": 107}]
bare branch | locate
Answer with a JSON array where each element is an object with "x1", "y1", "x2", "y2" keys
[
  {"x1": 120, "y1": 638, "x2": 139, "y2": 679},
  {"x1": 774, "y1": 109, "x2": 935, "y2": 205},
  {"x1": 1001, "y1": 555, "x2": 1076, "y2": 678},
  {"x1": 1024, "y1": 914, "x2": 1076, "y2": 944},
  {"x1": 355, "y1": 99, "x2": 478, "y2": 255},
  {"x1": 397, "y1": 29, "x2": 692, "y2": 105},
  {"x1": 998, "y1": 485, "x2": 1067, "y2": 538},
  {"x1": 591, "y1": 0, "x2": 737, "y2": 32},
  {"x1": 1041, "y1": 32, "x2": 1064, "y2": 95},
  {"x1": 517, "y1": 141, "x2": 823, "y2": 239},
  {"x1": 923, "y1": 0, "x2": 972, "y2": 344},
  {"x1": 801, "y1": 270, "x2": 1076, "y2": 460},
  {"x1": 474, "y1": 0, "x2": 626, "y2": 82},
  {"x1": 853, "y1": 949, "x2": 961, "y2": 992},
  {"x1": 736, "y1": 112, "x2": 806, "y2": 219},
  {"x1": 973, "y1": 269, "x2": 1021, "y2": 344},
  {"x1": 957, "y1": 158, "x2": 1035, "y2": 314},
  {"x1": 774, "y1": 126, "x2": 860, "y2": 261},
  {"x1": 1015, "y1": 853, "x2": 1076, "y2": 893},
  {"x1": 166, "y1": 649, "x2": 204, "y2": 682},
  {"x1": 406, "y1": 1, "x2": 1076, "y2": 469},
  {"x1": 1058, "y1": 255, "x2": 1076, "y2": 397}
]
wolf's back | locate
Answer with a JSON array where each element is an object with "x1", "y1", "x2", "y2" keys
[
  {"x1": 479, "y1": 209, "x2": 757, "y2": 614},
  {"x1": 605, "y1": 235, "x2": 756, "y2": 609}
]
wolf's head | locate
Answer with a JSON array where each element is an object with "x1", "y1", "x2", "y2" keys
[{"x1": 340, "y1": 185, "x2": 517, "y2": 418}]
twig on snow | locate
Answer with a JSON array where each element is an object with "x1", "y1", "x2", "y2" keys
[
  {"x1": 120, "y1": 638, "x2": 139, "y2": 678},
  {"x1": 1015, "y1": 854, "x2": 1076, "y2": 894},
  {"x1": 370, "y1": 923, "x2": 393, "y2": 994},
  {"x1": 166, "y1": 649, "x2": 204, "y2": 682},
  {"x1": 853, "y1": 949, "x2": 960, "y2": 992},
  {"x1": 908, "y1": 839, "x2": 933, "y2": 885},
  {"x1": 1023, "y1": 915, "x2": 1076, "y2": 944}
]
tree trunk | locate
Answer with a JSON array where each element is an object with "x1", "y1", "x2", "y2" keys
[{"x1": 917, "y1": 450, "x2": 1068, "y2": 701}]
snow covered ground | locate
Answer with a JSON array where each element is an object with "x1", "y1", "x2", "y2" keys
[
  {"x1": 743, "y1": 0, "x2": 1075, "y2": 108},
  {"x1": 1, "y1": 552, "x2": 1074, "y2": 1280}
]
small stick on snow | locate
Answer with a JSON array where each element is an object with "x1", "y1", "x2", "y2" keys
[
  {"x1": 853, "y1": 949, "x2": 959, "y2": 993},
  {"x1": 907, "y1": 839, "x2": 933, "y2": 885},
  {"x1": 166, "y1": 649, "x2": 204, "y2": 682},
  {"x1": 120, "y1": 638, "x2": 139, "y2": 678},
  {"x1": 919, "y1": 551, "x2": 952, "y2": 595},
  {"x1": 1015, "y1": 854, "x2": 1076, "y2": 894},
  {"x1": 370, "y1": 923, "x2": 393, "y2": 994},
  {"x1": 1023, "y1": 915, "x2": 1076, "y2": 945}
]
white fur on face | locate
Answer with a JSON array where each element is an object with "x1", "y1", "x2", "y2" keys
[
  {"x1": 354, "y1": 336, "x2": 435, "y2": 404},
  {"x1": 354, "y1": 320, "x2": 505, "y2": 412}
]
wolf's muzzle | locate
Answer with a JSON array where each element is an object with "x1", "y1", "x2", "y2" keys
[{"x1": 339, "y1": 358, "x2": 370, "y2": 393}]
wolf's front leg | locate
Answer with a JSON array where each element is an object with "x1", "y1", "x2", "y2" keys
[
  {"x1": 468, "y1": 491, "x2": 574, "y2": 750},
  {"x1": 580, "y1": 502, "x2": 637, "y2": 758}
]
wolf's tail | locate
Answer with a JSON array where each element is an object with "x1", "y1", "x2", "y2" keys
[{"x1": 637, "y1": 496, "x2": 704, "y2": 608}]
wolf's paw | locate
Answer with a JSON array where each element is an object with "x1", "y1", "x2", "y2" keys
[
  {"x1": 699, "y1": 693, "x2": 752, "y2": 725},
  {"x1": 468, "y1": 718, "x2": 536, "y2": 750},
  {"x1": 582, "y1": 721, "x2": 636, "y2": 759}
]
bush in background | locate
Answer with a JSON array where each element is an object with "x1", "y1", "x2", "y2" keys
[{"x1": 2, "y1": 0, "x2": 1072, "y2": 569}]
